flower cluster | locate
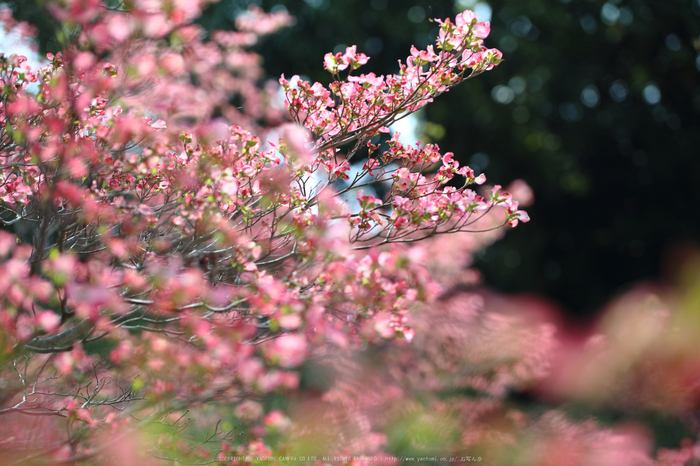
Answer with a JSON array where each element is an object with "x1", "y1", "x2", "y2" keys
[{"x1": 280, "y1": 10, "x2": 502, "y2": 153}]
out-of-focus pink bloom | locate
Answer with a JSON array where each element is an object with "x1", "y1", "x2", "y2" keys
[
  {"x1": 269, "y1": 334, "x2": 307, "y2": 368},
  {"x1": 37, "y1": 311, "x2": 60, "y2": 332}
]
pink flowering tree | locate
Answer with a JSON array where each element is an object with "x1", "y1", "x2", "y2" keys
[{"x1": 0, "y1": 2, "x2": 532, "y2": 462}]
